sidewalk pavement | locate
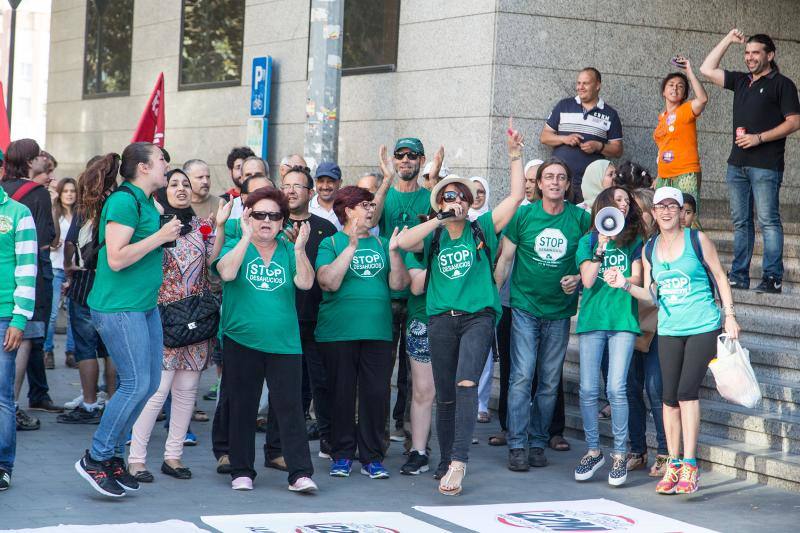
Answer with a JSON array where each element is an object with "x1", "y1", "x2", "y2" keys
[{"x1": 2, "y1": 338, "x2": 799, "y2": 532}]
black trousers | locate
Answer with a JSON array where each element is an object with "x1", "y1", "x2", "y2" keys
[
  {"x1": 320, "y1": 339, "x2": 393, "y2": 464},
  {"x1": 27, "y1": 259, "x2": 53, "y2": 405},
  {"x1": 301, "y1": 321, "x2": 329, "y2": 440},
  {"x1": 390, "y1": 300, "x2": 410, "y2": 429},
  {"x1": 223, "y1": 336, "x2": 312, "y2": 483},
  {"x1": 211, "y1": 358, "x2": 230, "y2": 460}
]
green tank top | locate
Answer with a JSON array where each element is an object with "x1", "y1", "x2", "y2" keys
[{"x1": 650, "y1": 228, "x2": 721, "y2": 336}]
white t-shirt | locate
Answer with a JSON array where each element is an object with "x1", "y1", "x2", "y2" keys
[
  {"x1": 309, "y1": 195, "x2": 342, "y2": 230},
  {"x1": 50, "y1": 215, "x2": 72, "y2": 270}
]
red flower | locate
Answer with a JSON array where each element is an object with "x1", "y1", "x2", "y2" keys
[{"x1": 199, "y1": 223, "x2": 213, "y2": 240}]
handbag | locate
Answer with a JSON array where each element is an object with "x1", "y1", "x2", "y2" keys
[
  {"x1": 158, "y1": 237, "x2": 221, "y2": 348},
  {"x1": 708, "y1": 335, "x2": 761, "y2": 409}
]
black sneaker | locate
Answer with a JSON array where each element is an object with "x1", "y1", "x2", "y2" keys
[
  {"x1": 753, "y1": 276, "x2": 782, "y2": 294},
  {"x1": 727, "y1": 273, "x2": 749, "y2": 290},
  {"x1": 0, "y1": 469, "x2": 9, "y2": 491},
  {"x1": 109, "y1": 457, "x2": 140, "y2": 492},
  {"x1": 433, "y1": 460, "x2": 450, "y2": 480},
  {"x1": 400, "y1": 451, "x2": 430, "y2": 475},
  {"x1": 508, "y1": 448, "x2": 529, "y2": 472},
  {"x1": 15, "y1": 407, "x2": 40, "y2": 431},
  {"x1": 57, "y1": 405, "x2": 102, "y2": 425},
  {"x1": 75, "y1": 451, "x2": 125, "y2": 497},
  {"x1": 608, "y1": 453, "x2": 627, "y2": 486},
  {"x1": 528, "y1": 446, "x2": 548, "y2": 467},
  {"x1": 574, "y1": 451, "x2": 605, "y2": 481}
]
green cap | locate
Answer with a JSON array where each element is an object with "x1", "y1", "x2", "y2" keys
[{"x1": 394, "y1": 137, "x2": 424, "y2": 155}]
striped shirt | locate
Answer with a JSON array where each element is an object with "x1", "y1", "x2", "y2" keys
[{"x1": 0, "y1": 188, "x2": 38, "y2": 330}]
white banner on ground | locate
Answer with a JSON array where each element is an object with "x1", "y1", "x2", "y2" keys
[
  {"x1": 201, "y1": 512, "x2": 448, "y2": 533},
  {"x1": 1, "y1": 520, "x2": 210, "y2": 533},
  {"x1": 415, "y1": 499, "x2": 718, "y2": 533}
]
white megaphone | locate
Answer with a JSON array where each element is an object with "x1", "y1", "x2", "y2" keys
[{"x1": 595, "y1": 207, "x2": 625, "y2": 237}]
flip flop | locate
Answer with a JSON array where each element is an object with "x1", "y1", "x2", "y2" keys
[
  {"x1": 549, "y1": 435, "x2": 570, "y2": 451},
  {"x1": 488, "y1": 432, "x2": 507, "y2": 446}
]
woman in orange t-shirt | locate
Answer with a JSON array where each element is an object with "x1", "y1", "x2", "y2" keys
[{"x1": 653, "y1": 57, "x2": 708, "y2": 214}]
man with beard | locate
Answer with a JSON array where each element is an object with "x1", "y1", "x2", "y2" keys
[
  {"x1": 183, "y1": 159, "x2": 216, "y2": 219},
  {"x1": 309, "y1": 162, "x2": 342, "y2": 230},
  {"x1": 221, "y1": 147, "x2": 255, "y2": 219},
  {"x1": 371, "y1": 138, "x2": 435, "y2": 443}
]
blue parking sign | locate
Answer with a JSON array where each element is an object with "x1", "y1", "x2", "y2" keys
[{"x1": 250, "y1": 56, "x2": 272, "y2": 117}]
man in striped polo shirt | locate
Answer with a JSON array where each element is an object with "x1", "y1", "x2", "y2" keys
[
  {"x1": 540, "y1": 67, "x2": 624, "y2": 203},
  {"x1": 0, "y1": 185, "x2": 38, "y2": 491}
]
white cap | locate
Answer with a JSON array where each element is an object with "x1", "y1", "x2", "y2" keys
[
  {"x1": 524, "y1": 159, "x2": 544, "y2": 175},
  {"x1": 653, "y1": 186, "x2": 684, "y2": 207},
  {"x1": 422, "y1": 161, "x2": 450, "y2": 178}
]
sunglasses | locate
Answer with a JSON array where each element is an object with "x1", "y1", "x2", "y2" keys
[
  {"x1": 441, "y1": 191, "x2": 466, "y2": 203},
  {"x1": 394, "y1": 151, "x2": 421, "y2": 161},
  {"x1": 250, "y1": 211, "x2": 283, "y2": 221}
]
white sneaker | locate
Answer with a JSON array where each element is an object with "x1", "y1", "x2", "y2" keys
[
  {"x1": 64, "y1": 394, "x2": 84, "y2": 410},
  {"x1": 97, "y1": 391, "x2": 108, "y2": 406},
  {"x1": 288, "y1": 476, "x2": 318, "y2": 493}
]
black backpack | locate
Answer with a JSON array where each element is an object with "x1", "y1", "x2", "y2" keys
[
  {"x1": 80, "y1": 187, "x2": 141, "y2": 269},
  {"x1": 422, "y1": 220, "x2": 494, "y2": 291},
  {"x1": 644, "y1": 229, "x2": 718, "y2": 304}
]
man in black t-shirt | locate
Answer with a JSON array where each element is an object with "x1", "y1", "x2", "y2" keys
[{"x1": 701, "y1": 29, "x2": 800, "y2": 293}]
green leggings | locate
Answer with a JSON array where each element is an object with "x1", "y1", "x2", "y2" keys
[{"x1": 655, "y1": 172, "x2": 701, "y2": 214}]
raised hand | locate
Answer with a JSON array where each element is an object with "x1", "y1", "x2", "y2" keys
[
  {"x1": 506, "y1": 117, "x2": 524, "y2": 153},
  {"x1": 347, "y1": 218, "x2": 360, "y2": 249},
  {"x1": 215, "y1": 198, "x2": 234, "y2": 229},
  {"x1": 378, "y1": 144, "x2": 395, "y2": 182},
  {"x1": 294, "y1": 221, "x2": 310, "y2": 250},
  {"x1": 727, "y1": 28, "x2": 745, "y2": 44},
  {"x1": 389, "y1": 226, "x2": 406, "y2": 251},
  {"x1": 240, "y1": 207, "x2": 254, "y2": 240},
  {"x1": 158, "y1": 215, "x2": 182, "y2": 244}
]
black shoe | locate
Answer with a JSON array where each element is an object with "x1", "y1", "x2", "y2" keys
[
  {"x1": 753, "y1": 276, "x2": 782, "y2": 294},
  {"x1": 529, "y1": 447, "x2": 548, "y2": 467},
  {"x1": 727, "y1": 273, "x2": 749, "y2": 290},
  {"x1": 0, "y1": 469, "x2": 9, "y2": 491},
  {"x1": 75, "y1": 451, "x2": 125, "y2": 498},
  {"x1": 15, "y1": 407, "x2": 40, "y2": 431},
  {"x1": 28, "y1": 399, "x2": 64, "y2": 413},
  {"x1": 433, "y1": 460, "x2": 450, "y2": 480},
  {"x1": 306, "y1": 420, "x2": 320, "y2": 440},
  {"x1": 161, "y1": 462, "x2": 192, "y2": 480},
  {"x1": 508, "y1": 448, "x2": 530, "y2": 472},
  {"x1": 319, "y1": 438, "x2": 332, "y2": 459},
  {"x1": 109, "y1": 457, "x2": 140, "y2": 492},
  {"x1": 132, "y1": 469, "x2": 154, "y2": 483},
  {"x1": 400, "y1": 451, "x2": 430, "y2": 475},
  {"x1": 57, "y1": 405, "x2": 102, "y2": 424}
]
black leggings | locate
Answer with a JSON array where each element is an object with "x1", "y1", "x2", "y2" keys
[{"x1": 658, "y1": 329, "x2": 720, "y2": 407}]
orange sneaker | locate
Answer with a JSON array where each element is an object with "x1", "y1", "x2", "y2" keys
[
  {"x1": 675, "y1": 463, "x2": 699, "y2": 494},
  {"x1": 655, "y1": 460, "x2": 681, "y2": 494}
]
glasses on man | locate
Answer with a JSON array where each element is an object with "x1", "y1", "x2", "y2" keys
[
  {"x1": 653, "y1": 203, "x2": 681, "y2": 212},
  {"x1": 441, "y1": 191, "x2": 466, "y2": 203},
  {"x1": 357, "y1": 201, "x2": 378, "y2": 210},
  {"x1": 541, "y1": 174, "x2": 568, "y2": 182},
  {"x1": 250, "y1": 211, "x2": 283, "y2": 221},
  {"x1": 280, "y1": 184, "x2": 310, "y2": 192},
  {"x1": 394, "y1": 151, "x2": 421, "y2": 161}
]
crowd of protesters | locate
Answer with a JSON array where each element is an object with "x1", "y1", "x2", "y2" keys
[{"x1": 0, "y1": 29, "x2": 797, "y2": 499}]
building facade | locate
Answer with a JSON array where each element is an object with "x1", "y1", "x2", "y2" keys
[{"x1": 46, "y1": 0, "x2": 799, "y2": 217}]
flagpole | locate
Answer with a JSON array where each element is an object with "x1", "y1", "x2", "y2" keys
[{"x1": 5, "y1": 1, "x2": 22, "y2": 124}]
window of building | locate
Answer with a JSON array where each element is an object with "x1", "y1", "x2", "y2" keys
[
  {"x1": 342, "y1": 0, "x2": 400, "y2": 75},
  {"x1": 179, "y1": 0, "x2": 245, "y2": 90},
  {"x1": 83, "y1": 0, "x2": 134, "y2": 98}
]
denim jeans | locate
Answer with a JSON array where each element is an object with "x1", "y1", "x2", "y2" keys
[
  {"x1": 626, "y1": 339, "x2": 667, "y2": 455},
  {"x1": 579, "y1": 330, "x2": 635, "y2": 454},
  {"x1": 428, "y1": 309, "x2": 495, "y2": 463},
  {"x1": 507, "y1": 308, "x2": 570, "y2": 450},
  {"x1": 0, "y1": 319, "x2": 17, "y2": 475},
  {"x1": 726, "y1": 165, "x2": 784, "y2": 283},
  {"x1": 44, "y1": 268, "x2": 75, "y2": 353},
  {"x1": 89, "y1": 308, "x2": 163, "y2": 460},
  {"x1": 69, "y1": 299, "x2": 106, "y2": 362}
]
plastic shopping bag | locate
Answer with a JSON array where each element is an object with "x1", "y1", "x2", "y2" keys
[{"x1": 708, "y1": 335, "x2": 761, "y2": 409}]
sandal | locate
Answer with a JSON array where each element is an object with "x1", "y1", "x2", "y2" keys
[
  {"x1": 476, "y1": 411, "x2": 491, "y2": 423},
  {"x1": 598, "y1": 404, "x2": 612, "y2": 419},
  {"x1": 548, "y1": 435, "x2": 570, "y2": 451},
  {"x1": 649, "y1": 454, "x2": 669, "y2": 477},
  {"x1": 626, "y1": 452, "x2": 647, "y2": 471},
  {"x1": 192, "y1": 409, "x2": 209, "y2": 422},
  {"x1": 438, "y1": 462, "x2": 466, "y2": 496},
  {"x1": 488, "y1": 432, "x2": 507, "y2": 446}
]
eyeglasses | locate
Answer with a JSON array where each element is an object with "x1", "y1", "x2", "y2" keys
[
  {"x1": 250, "y1": 211, "x2": 283, "y2": 221},
  {"x1": 357, "y1": 201, "x2": 378, "y2": 210},
  {"x1": 280, "y1": 184, "x2": 311, "y2": 192},
  {"x1": 394, "y1": 151, "x2": 421, "y2": 161},
  {"x1": 653, "y1": 204, "x2": 681, "y2": 212},
  {"x1": 541, "y1": 174, "x2": 568, "y2": 182},
  {"x1": 441, "y1": 191, "x2": 466, "y2": 203}
]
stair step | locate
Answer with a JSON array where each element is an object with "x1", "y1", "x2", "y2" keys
[
  {"x1": 729, "y1": 289, "x2": 800, "y2": 311},
  {"x1": 717, "y1": 252, "x2": 800, "y2": 284},
  {"x1": 707, "y1": 230, "x2": 800, "y2": 260},
  {"x1": 700, "y1": 213, "x2": 800, "y2": 236}
]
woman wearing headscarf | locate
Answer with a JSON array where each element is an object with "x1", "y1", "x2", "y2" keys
[
  {"x1": 126, "y1": 169, "x2": 231, "y2": 482},
  {"x1": 577, "y1": 160, "x2": 616, "y2": 212}
]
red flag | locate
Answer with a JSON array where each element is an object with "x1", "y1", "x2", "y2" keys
[
  {"x1": 131, "y1": 72, "x2": 165, "y2": 147},
  {"x1": 0, "y1": 82, "x2": 10, "y2": 155}
]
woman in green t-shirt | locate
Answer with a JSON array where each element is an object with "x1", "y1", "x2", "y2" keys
[
  {"x1": 315, "y1": 186, "x2": 409, "y2": 480},
  {"x1": 574, "y1": 186, "x2": 646, "y2": 488},
  {"x1": 214, "y1": 187, "x2": 317, "y2": 493},
  {"x1": 77, "y1": 142, "x2": 182, "y2": 498},
  {"x1": 397, "y1": 125, "x2": 526, "y2": 495}
]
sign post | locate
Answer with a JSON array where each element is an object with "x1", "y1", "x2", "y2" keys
[{"x1": 248, "y1": 56, "x2": 272, "y2": 160}]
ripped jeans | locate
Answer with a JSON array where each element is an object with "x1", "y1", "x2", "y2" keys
[{"x1": 428, "y1": 309, "x2": 495, "y2": 463}]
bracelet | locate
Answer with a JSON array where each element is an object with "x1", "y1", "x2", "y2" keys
[
  {"x1": 723, "y1": 304, "x2": 735, "y2": 313},
  {"x1": 757, "y1": 133, "x2": 764, "y2": 144},
  {"x1": 509, "y1": 152, "x2": 522, "y2": 159},
  {"x1": 622, "y1": 280, "x2": 631, "y2": 292},
  {"x1": 510, "y1": 155, "x2": 521, "y2": 162}
]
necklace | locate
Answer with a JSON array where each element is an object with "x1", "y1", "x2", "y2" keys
[
  {"x1": 659, "y1": 232, "x2": 680, "y2": 270},
  {"x1": 394, "y1": 186, "x2": 422, "y2": 226}
]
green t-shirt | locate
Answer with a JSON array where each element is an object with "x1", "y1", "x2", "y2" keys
[
  {"x1": 404, "y1": 252, "x2": 427, "y2": 326},
  {"x1": 315, "y1": 232, "x2": 393, "y2": 342},
  {"x1": 575, "y1": 233, "x2": 642, "y2": 334},
  {"x1": 213, "y1": 238, "x2": 301, "y2": 354},
  {"x1": 423, "y1": 211, "x2": 500, "y2": 317},
  {"x1": 505, "y1": 201, "x2": 591, "y2": 320},
  {"x1": 379, "y1": 187, "x2": 431, "y2": 300},
  {"x1": 88, "y1": 183, "x2": 163, "y2": 313}
]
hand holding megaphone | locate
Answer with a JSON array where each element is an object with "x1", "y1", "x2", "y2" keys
[{"x1": 595, "y1": 206, "x2": 625, "y2": 237}]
